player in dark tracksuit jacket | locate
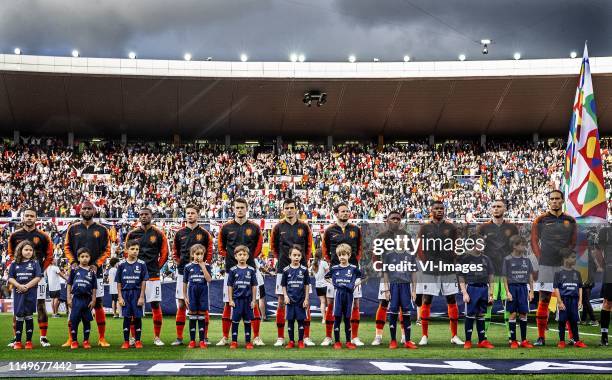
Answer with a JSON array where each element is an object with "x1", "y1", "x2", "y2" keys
[
  {"x1": 62, "y1": 201, "x2": 111, "y2": 345},
  {"x1": 217, "y1": 201, "x2": 264, "y2": 344},
  {"x1": 270, "y1": 198, "x2": 314, "y2": 345},
  {"x1": 553, "y1": 249, "x2": 586, "y2": 348},
  {"x1": 171, "y1": 208, "x2": 213, "y2": 345},
  {"x1": 125, "y1": 211, "x2": 169, "y2": 343},
  {"x1": 530, "y1": 190, "x2": 577, "y2": 345},
  {"x1": 320, "y1": 203, "x2": 363, "y2": 344},
  {"x1": 7, "y1": 209, "x2": 54, "y2": 347},
  {"x1": 597, "y1": 220, "x2": 612, "y2": 346}
]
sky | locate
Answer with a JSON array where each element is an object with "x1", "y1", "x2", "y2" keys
[{"x1": 0, "y1": 0, "x2": 610, "y2": 62}]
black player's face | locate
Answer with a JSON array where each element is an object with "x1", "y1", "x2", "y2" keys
[
  {"x1": 284, "y1": 203, "x2": 297, "y2": 219},
  {"x1": 234, "y1": 202, "x2": 247, "y2": 218},
  {"x1": 185, "y1": 208, "x2": 198, "y2": 223},
  {"x1": 21, "y1": 245, "x2": 34, "y2": 260},
  {"x1": 139, "y1": 210, "x2": 152, "y2": 225},
  {"x1": 490, "y1": 202, "x2": 506, "y2": 218},
  {"x1": 78, "y1": 253, "x2": 90, "y2": 266},
  {"x1": 548, "y1": 192, "x2": 563, "y2": 211},
  {"x1": 336, "y1": 206, "x2": 350, "y2": 222},
  {"x1": 80, "y1": 204, "x2": 94, "y2": 220},
  {"x1": 23, "y1": 211, "x2": 36, "y2": 227},
  {"x1": 431, "y1": 204, "x2": 445, "y2": 220},
  {"x1": 386, "y1": 214, "x2": 401, "y2": 230}
]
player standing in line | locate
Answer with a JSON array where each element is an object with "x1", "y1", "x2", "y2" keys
[
  {"x1": 125, "y1": 207, "x2": 169, "y2": 346},
  {"x1": 63, "y1": 201, "x2": 111, "y2": 347},
  {"x1": 320, "y1": 203, "x2": 365, "y2": 346},
  {"x1": 502, "y1": 235, "x2": 535, "y2": 348},
  {"x1": 183, "y1": 244, "x2": 212, "y2": 349},
  {"x1": 325, "y1": 243, "x2": 362, "y2": 349},
  {"x1": 171, "y1": 204, "x2": 213, "y2": 346},
  {"x1": 281, "y1": 246, "x2": 310, "y2": 349},
  {"x1": 8, "y1": 241, "x2": 43, "y2": 350},
  {"x1": 553, "y1": 248, "x2": 587, "y2": 348},
  {"x1": 416, "y1": 200, "x2": 464, "y2": 346},
  {"x1": 227, "y1": 245, "x2": 258, "y2": 349},
  {"x1": 66, "y1": 248, "x2": 97, "y2": 349},
  {"x1": 530, "y1": 190, "x2": 577, "y2": 346},
  {"x1": 372, "y1": 210, "x2": 407, "y2": 345},
  {"x1": 7, "y1": 208, "x2": 54, "y2": 347},
  {"x1": 476, "y1": 199, "x2": 519, "y2": 337},
  {"x1": 596, "y1": 207, "x2": 612, "y2": 346},
  {"x1": 116, "y1": 240, "x2": 149, "y2": 349},
  {"x1": 271, "y1": 198, "x2": 315, "y2": 347},
  {"x1": 217, "y1": 198, "x2": 264, "y2": 346}
]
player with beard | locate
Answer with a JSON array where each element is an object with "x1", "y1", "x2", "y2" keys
[
  {"x1": 216, "y1": 198, "x2": 264, "y2": 346},
  {"x1": 171, "y1": 204, "x2": 213, "y2": 346},
  {"x1": 530, "y1": 190, "x2": 577, "y2": 346},
  {"x1": 124, "y1": 207, "x2": 169, "y2": 346},
  {"x1": 271, "y1": 198, "x2": 315, "y2": 347},
  {"x1": 6, "y1": 208, "x2": 53, "y2": 348},
  {"x1": 476, "y1": 199, "x2": 519, "y2": 337},
  {"x1": 415, "y1": 200, "x2": 464, "y2": 346},
  {"x1": 62, "y1": 201, "x2": 111, "y2": 347},
  {"x1": 320, "y1": 202, "x2": 364, "y2": 347}
]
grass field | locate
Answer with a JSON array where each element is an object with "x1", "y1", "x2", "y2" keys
[{"x1": 0, "y1": 313, "x2": 608, "y2": 361}]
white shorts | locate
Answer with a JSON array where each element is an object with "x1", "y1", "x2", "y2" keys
[
  {"x1": 223, "y1": 274, "x2": 229, "y2": 303},
  {"x1": 96, "y1": 278, "x2": 104, "y2": 298},
  {"x1": 145, "y1": 280, "x2": 162, "y2": 302},
  {"x1": 416, "y1": 273, "x2": 459, "y2": 296},
  {"x1": 378, "y1": 281, "x2": 388, "y2": 300},
  {"x1": 326, "y1": 283, "x2": 361, "y2": 299},
  {"x1": 37, "y1": 278, "x2": 47, "y2": 300},
  {"x1": 275, "y1": 274, "x2": 284, "y2": 295},
  {"x1": 534, "y1": 265, "x2": 558, "y2": 293},
  {"x1": 175, "y1": 274, "x2": 184, "y2": 300}
]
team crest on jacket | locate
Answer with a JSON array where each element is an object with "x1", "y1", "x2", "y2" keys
[
  {"x1": 93, "y1": 230, "x2": 101, "y2": 238},
  {"x1": 32, "y1": 236, "x2": 40, "y2": 244},
  {"x1": 297, "y1": 228, "x2": 304, "y2": 237},
  {"x1": 150, "y1": 235, "x2": 157, "y2": 243},
  {"x1": 349, "y1": 230, "x2": 356, "y2": 239},
  {"x1": 196, "y1": 233, "x2": 203, "y2": 241},
  {"x1": 246, "y1": 228, "x2": 253, "y2": 237},
  {"x1": 563, "y1": 220, "x2": 570, "y2": 226}
]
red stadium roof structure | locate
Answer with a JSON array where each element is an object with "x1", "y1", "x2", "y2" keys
[{"x1": 0, "y1": 54, "x2": 612, "y2": 140}]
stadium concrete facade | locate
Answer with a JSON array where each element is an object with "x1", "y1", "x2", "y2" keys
[{"x1": 0, "y1": 54, "x2": 611, "y2": 140}]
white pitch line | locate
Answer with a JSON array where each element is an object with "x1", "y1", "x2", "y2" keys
[{"x1": 490, "y1": 322, "x2": 601, "y2": 336}]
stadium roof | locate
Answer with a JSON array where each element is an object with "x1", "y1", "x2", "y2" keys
[{"x1": 1, "y1": 54, "x2": 612, "y2": 140}]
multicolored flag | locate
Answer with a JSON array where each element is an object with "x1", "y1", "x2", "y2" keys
[{"x1": 563, "y1": 43, "x2": 607, "y2": 220}]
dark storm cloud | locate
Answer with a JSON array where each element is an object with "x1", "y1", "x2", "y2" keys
[{"x1": 0, "y1": 0, "x2": 610, "y2": 61}]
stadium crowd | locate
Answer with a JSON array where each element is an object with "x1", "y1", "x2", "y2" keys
[{"x1": 2, "y1": 137, "x2": 610, "y2": 222}]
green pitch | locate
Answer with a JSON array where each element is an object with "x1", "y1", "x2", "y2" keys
[{"x1": 0, "y1": 313, "x2": 608, "y2": 361}]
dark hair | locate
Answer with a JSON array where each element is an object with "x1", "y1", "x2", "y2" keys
[
  {"x1": 125, "y1": 239, "x2": 140, "y2": 249},
  {"x1": 139, "y1": 207, "x2": 153, "y2": 214},
  {"x1": 290, "y1": 244, "x2": 303, "y2": 257},
  {"x1": 283, "y1": 198, "x2": 296, "y2": 208},
  {"x1": 548, "y1": 189, "x2": 564, "y2": 198},
  {"x1": 14, "y1": 240, "x2": 36, "y2": 264},
  {"x1": 334, "y1": 202, "x2": 348, "y2": 213},
  {"x1": 23, "y1": 207, "x2": 37, "y2": 215},
  {"x1": 185, "y1": 204, "x2": 200, "y2": 213},
  {"x1": 560, "y1": 247, "x2": 575, "y2": 259},
  {"x1": 77, "y1": 247, "x2": 91, "y2": 258},
  {"x1": 387, "y1": 210, "x2": 403, "y2": 219},
  {"x1": 431, "y1": 200, "x2": 444, "y2": 207},
  {"x1": 312, "y1": 248, "x2": 323, "y2": 274},
  {"x1": 233, "y1": 198, "x2": 248, "y2": 206},
  {"x1": 509, "y1": 235, "x2": 526, "y2": 247},
  {"x1": 109, "y1": 257, "x2": 120, "y2": 267},
  {"x1": 492, "y1": 199, "x2": 507, "y2": 207}
]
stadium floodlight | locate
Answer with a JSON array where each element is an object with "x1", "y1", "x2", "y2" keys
[
  {"x1": 480, "y1": 39, "x2": 491, "y2": 45},
  {"x1": 298, "y1": 54, "x2": 305, "y2": 62},
  {"x1": 513, "y1": 52, "x2": 521, "y2": 60},
  {"x1": 13, "y1": 48, "x2": 21, "y2": 55},
  {"x1": 240, "y1": 53, "x2": 248, "y2": 62},
  {"x1": 71, "y1": 49, "x2": 80, "y2": 57},
  {"x1": 183, "y1": 53, "x2": 192, "y2": 61},
  {"x1": 290, "y1": 53, "x2": 298, "y2": 62},
  {"x1": 295, "y1": 140, "x2": 309, "y2": 145},
  {"x1": 128, "y1": 51, "x2": 136, "y2": 59},
  {"x1": 373, "y1": 58, "x2": 380, "y2": 62},
  {"x1": 245, "y1": 140, "x2": 259, "y2": 145},
  {"x1": 348, "y1": 55, "x2": 356, "y2": 63},
  {"x1": 458, "y1": 54, "x2": 466, "y2": 61},
  {"x1": 403, "y1": 55, "x2": 410, "y2": 62},
  {"x1": 206, "y1": 57, "x2": 213, "y2": 61},
  {"x1": 480, "y1": 39, "x2": 491, "y2": 55},
  {"x1": 570, "y1": 51, "x2": 577, "y2": 58}
]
